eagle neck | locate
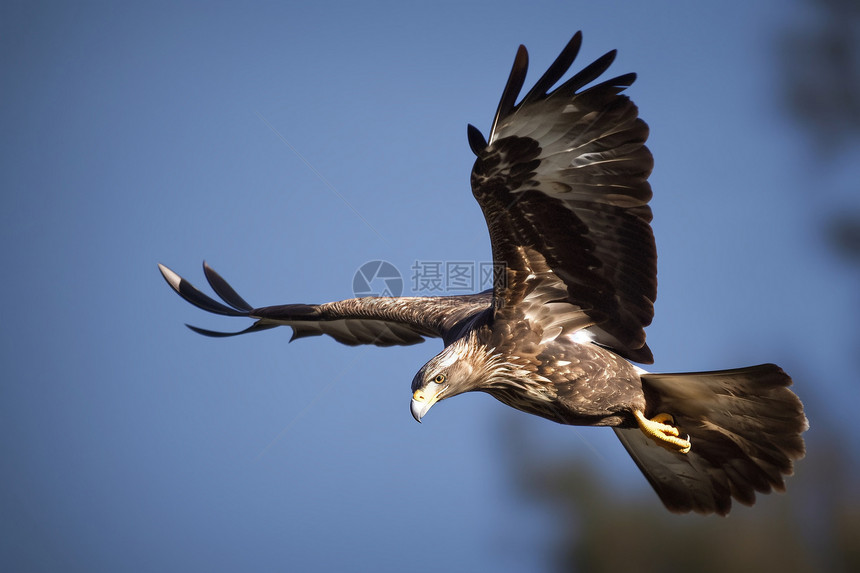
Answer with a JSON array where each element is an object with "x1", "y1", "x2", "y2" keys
[{"x1": 461, "y1": 329, "x2": 538, "y2": 392}]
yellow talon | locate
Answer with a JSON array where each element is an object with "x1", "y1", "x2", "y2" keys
[{"x1": 633, "y1": 410, "x2": 691, "y2": 454}]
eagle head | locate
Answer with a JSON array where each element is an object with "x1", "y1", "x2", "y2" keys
[{"x1": 410, "y1": 335, "x2": 493, "y2": 422}]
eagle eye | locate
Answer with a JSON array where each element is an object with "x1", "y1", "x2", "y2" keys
[{"x1": 433, "y1": 374, "x2": 446, "y2": 384}]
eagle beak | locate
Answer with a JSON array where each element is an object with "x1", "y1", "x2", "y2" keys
[{"x1": 410, "y1": 383, "x2": 446, "y2": 423}]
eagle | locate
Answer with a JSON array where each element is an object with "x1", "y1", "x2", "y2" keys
[{"x1": 159, "y1": 32, "x2": 807, "y2": 515}]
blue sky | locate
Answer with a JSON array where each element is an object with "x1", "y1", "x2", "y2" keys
[{"x1": 2, "y1": 1, "x2": 858, "y2": 572}]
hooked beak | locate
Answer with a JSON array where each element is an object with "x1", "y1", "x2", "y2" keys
[{"x1": 410, "y1": 383, "x2": 446, "y2": 423}]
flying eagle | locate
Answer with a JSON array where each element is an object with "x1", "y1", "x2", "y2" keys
[{"x1": 159, "y1": 32, "x2": 807, "y2": 515}]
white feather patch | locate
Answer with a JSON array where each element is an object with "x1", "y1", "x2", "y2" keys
[
  {"x1": 437, "y1": 347, "x2": 461, "y2": 370},
  {"x1": 572, "y1": 329, "x2": 595, "y2": 344}
]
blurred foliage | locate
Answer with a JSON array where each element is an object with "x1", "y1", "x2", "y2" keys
[
  {"x1": 778, "y1": 0, "x2": 860, "y2": 261},
  {"x1": 499, "y1": 1, "x2": 860, "y2": 571},
  {"x1": 501, "y1": 414, "x2": 859, "y2": 573},
  {"x1": 826, "y1": 211, "x2": 860, "y2": 262},
  {"x1": 778, "y1": 0, "x2": 860, "y2": 152}
]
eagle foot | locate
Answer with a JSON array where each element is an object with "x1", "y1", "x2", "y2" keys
[{"x1": 633, "y1": 410, "x2": 691, "y2": 454}]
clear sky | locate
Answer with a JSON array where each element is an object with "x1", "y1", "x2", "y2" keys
[{"x1": 2, "y1": 1, "x2": 858, "y2": 572}]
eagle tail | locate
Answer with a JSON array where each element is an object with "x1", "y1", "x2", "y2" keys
[{"x1": 613, "y1": 364, "x2": 808, "y2": 515}]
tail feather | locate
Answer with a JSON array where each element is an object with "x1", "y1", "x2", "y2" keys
[{"x1": 615, "y1": 364, "x2": 807, "y2": 515}]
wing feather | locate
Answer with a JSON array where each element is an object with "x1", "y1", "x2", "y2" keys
[
  {"x1": 159, "y1": 263, "x2": 492, "y2": 347},
  {"x1": 469, "y1": 34, "x2": 656, "y2": 363}
]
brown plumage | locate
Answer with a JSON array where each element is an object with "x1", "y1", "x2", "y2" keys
[{"x1": 159, "y1": 32, "x2": 807, "y2": 515}]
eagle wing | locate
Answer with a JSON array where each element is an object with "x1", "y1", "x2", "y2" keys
[
  {"x1": 159, "y1": 262, "x2": 492, "y2": 347},
  {"x1": 468, "y1": 33, "x2": 656, "y2": 363}
]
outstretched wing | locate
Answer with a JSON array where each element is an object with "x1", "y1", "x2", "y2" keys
[
  {"x1": 159, "y1": 262, "x2": 492, "y2": 347},
  {"x1": 469, "y1": 33, "x2": 656, "y2": 363}
]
